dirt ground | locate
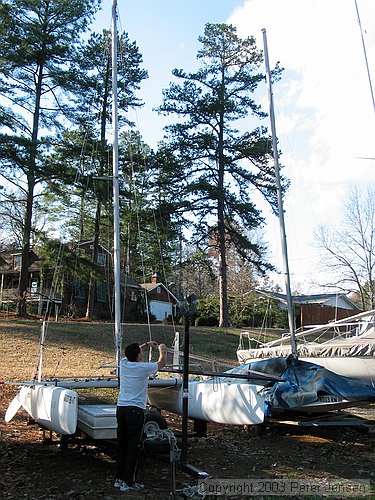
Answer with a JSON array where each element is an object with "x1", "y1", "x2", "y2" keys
[
  {"x1": 2, "y1": 387, "x2": 375, "y2": 499},
  {"x1": 1, "y1": 320, "x2": 375, "y2": 499}
]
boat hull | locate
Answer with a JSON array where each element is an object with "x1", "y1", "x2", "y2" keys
[
  {"x1": 237, "y1": 349, "x2": 375, "y2": 384},
  {"x1": 148, "y1": 378, "x2": 265, "y2": 425},
  {"x1": 16, "y1": 385, "x2": 78, "y2": 435}
]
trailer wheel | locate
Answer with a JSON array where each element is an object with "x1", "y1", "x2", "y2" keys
[
  {"x1": 142, "y1": 410, "x2": 170, "y2": 454},
  {"x1": 143, "y1": 410, "x2": 167, "y2": 439}
]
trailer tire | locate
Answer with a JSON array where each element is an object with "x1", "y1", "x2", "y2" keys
[
  {"x1": 142, "y1": 410, "x2": 170, "y2": 454},
  {"x1": 143, "y1": 410, "x2": 168, "y2": 438}
]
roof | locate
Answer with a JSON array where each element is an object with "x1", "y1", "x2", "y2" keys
[
  {"x1": 140, "y1": 282, "x2": 178, "y2": 303},
  {"x1": 76, "y1": 240, "x2": 111, "y2": 254},
  {"x1": 122, "y1": 275, "x2": 141, "y2": 288},
  {"x1": 256, "y1": 291, "x2": 359, "y2": 310}
]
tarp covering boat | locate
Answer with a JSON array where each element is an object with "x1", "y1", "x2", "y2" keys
[
  {"x1": 223, "y1": 357, "x2": 375, "y2": 414},
  {"x1": 237, "y1": 312, "x2": 375, "y2": 382}
]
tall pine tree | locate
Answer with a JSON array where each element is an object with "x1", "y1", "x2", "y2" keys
[
  {"x1": 0, "y1": 0, "x2": 100, "y2": 316},
  {"x1": 157, "y1": 23, "x2": 286, "y2": 326}
]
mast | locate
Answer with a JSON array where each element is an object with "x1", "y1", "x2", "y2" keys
[
  {"x1": 112, "y1": 0, "x2": 122, "y2": 368},
  {"x1": 354, "y1": 0, "x2": 375, "y2": 117},
  {"x1": 262, "y1": 28, "x2": 297, "y2": 357}
]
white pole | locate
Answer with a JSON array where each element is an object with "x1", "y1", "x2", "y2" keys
[
  {"x1": 112, "y1": 0, "x2": 122, "y2": 369},
  {"x1": 262, "y1": 28, "x2": 297, "y2": 357},
  {"x1": 0, "y1": 273, "x2": 3, "y2": 306},
  {"x1": 37, "y1": 321, "x2": 46, "y2": 382}
]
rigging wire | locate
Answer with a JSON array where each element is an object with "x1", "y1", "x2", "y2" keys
[{"x1": 32, "y1": 21, "x2": 117, "y2": 378}]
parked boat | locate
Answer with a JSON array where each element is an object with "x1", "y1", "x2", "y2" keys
[
  {"x1": 4, "y1": 0, "x2": 123, "y2": 436},
  {"x1": 237, "y1": 309, "x2": 375, "y2": 384},
  {"x1": 148, "y1": 28, "x2": 375, "y2": 425},
  {"x1": 148, "y1": 354, "x2": 375, "y2": 423}
]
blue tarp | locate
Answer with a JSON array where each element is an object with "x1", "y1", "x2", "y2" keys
[{"x1": 230, "y1": 357, "x2": 375, "y2": 410}]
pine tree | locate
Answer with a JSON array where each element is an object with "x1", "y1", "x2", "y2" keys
[
  {"x1": 156, "y1": 23, "x2": 285, "y2": 326},
  {"x1": 0, "y1": 0, "x2": 100, "y2": 316}
]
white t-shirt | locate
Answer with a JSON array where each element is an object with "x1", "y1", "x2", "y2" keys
[{"x1": 117, "y1": 358, "x2": 158, "y2": 409}]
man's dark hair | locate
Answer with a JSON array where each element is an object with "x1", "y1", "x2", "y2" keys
[{"x1": 125, "y1": 343, "x2": 141, "y2": 362}]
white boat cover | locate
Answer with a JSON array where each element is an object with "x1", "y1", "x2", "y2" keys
[{"x1": 238, "y1": 328, "x2": 375, "y2": 363}]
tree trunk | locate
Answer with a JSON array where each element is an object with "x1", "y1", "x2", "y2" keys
[
  {"x1": 85, "y1": 200, "x2": 101, "y2": 319},
  {"x1": 86, "y1": 58, "x2": 110, "y2": 320},
  {"x1": 17, "y1": 59, "x2": 44, "y2": 316},
  {"x1": 217, "y1": 98, "x2": 229, "y2": 327}
]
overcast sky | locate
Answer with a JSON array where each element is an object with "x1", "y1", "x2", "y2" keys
[{"x1": 94, "y1": 0, "x2": 375, "y2": 293}]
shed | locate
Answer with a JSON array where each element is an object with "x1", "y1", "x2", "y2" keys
[
  {"x1": 257, "y1": 291, "x2": 361, "y2": 329},
  {"x1": 141, "y1": 272, "x2": 178, "y2": 321}
]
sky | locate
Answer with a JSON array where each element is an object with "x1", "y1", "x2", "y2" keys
[{"x1": 92, "y1": 0, "x2": 375, "y2": 294}]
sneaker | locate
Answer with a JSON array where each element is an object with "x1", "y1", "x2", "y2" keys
[
  {"x1": 114, "y1": 479, "x2": 128, "y2": 489},
  {"x1": 120, "y1": 482, "x2": 131, "y2": 492},
  {"x1": 128, "y1": 482, "x2": 144, "y2": 490}
]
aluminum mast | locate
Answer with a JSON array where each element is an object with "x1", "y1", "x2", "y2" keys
[
  {"x1": 112, "y1": 0, "x2": 122, "y2": 368},
  {"x1": 262, "y1": 28, "x2": 297, "y2": 357}
]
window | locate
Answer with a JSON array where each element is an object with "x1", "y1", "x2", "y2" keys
[
  {"x1": 131, "y1": 291, "x2": 137, "y2": 302},
  {"x1": 30, "y1": 280, "x2": 38, "y2": 295},
  {"x1": 13, "y1": 254, "x2": 22, "y2": 269},
  {"x1": 96, "y1": 281, "x2": 106, "y2": 302},
  {"x1": 157, "y1": 286, "x2": 161, "y2": 294},
  {"x1": 74, "y1": 279, "x2": 85, "y2": 299},
  {"x1": 97, "y1": 253, "x2": 106, "y2": 266}
]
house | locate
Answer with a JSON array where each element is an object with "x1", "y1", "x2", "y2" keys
[
  {"x1": 257, "y1": 291, "x2": 361, "y2": 329},
  {"x1": 141, "y1": 272, "x2": 178, "y2": 322},
  {"x1": 0, "y1": 242, "x2": 145, "y2": 320},
  {"x1": 61, "y1": 240, "x2": 145, "y2": 321},
  {"x1": 0, "y1": 248, "x2": 62, "y2": 316}
]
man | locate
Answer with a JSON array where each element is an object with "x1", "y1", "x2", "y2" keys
[{"x1": 114, "y1": 340, "x2": 167, "y2": 492}]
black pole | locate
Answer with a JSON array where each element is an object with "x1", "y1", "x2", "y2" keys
[{"x1": 181, "y1": 312, "x2": 190, "y2": 464}]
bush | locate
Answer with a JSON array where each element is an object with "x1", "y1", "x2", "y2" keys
[
  {"x1": 195, "y1": 296, "x2": 219, "y2": 326},
  {"x1": 195, "y1": 316, "x2": 218, "y2": 327},
  {"x1": 193, "y1": 293, "x2": 289, "y2": 329}
]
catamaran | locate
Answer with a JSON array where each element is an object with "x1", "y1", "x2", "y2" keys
[{"x1": 237, "y1": 309, "x2": 375, "y2": 384}]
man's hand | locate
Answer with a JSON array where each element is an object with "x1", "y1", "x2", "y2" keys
[
  {"x1": 157, "y1": 343, "x2": 167, "y2": 369},
  {"x1": 158, "y1": 343, "x2": 167, "y2": 354},
  {"x1": 147, "y1": 340, "x2": 158, "y2": 349}
]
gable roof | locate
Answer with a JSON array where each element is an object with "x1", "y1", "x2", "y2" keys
[
  {"x1": 256, "y1": 291, "x2": 359, "y2": 311},
  {"x1": 140, "y1": 282, "x2": 178, "y2": 303}
]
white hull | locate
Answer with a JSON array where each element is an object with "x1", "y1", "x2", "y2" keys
[
  {"x1": 302, "y1": 356, "x2": 375, "y2": 383},
  {"x1": 7, "y1": 385, "x2": 78, "y2": 435},
  {"x1": 237, "y1": 349, "x2": 375, "y2": 384},
  {"x1": 148, "y1": 378, "x2": 265, "y2": 425},
  {"x1": 147, "y1": 379, "x2": 357, "y2": 422}
]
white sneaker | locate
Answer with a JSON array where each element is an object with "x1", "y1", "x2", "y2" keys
[
  {"x1": 120, "y1": 482, "x2": 131, "y2": 492},
  {"x1": 129, "y1": 482, "x2": 144, "y2": 490},
  {"x1": 114, "y1": 479, "x2": 128, "y2": 490}
]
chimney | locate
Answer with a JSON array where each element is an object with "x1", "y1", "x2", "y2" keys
[{"x1": 151, "y1": 272, "x2": 160, "y2": 284}]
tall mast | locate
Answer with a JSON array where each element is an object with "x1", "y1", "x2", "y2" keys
[
  {"x1": 262, "y1": 28, "x2": 297, "y2": 357},
  {"x1": 354, "y1": 0, "x2": 375, "y2": 117},
  {"x1": 112, "y1": 0, "x2": 122, "y2": 367}
]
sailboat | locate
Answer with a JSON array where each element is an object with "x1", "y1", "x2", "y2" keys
[
  {"x1": 236, "y1": 2, "x2": 375, "y2": 386},
  {"x1": 237, "y1": 308, "x2": 375, "y2": 384}
]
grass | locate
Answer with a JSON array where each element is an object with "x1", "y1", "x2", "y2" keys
[
  {"x1": 0, "y1": 318, "x2": 281, "y2": 384},
  {"x1": 0, "y1": 318, "x2": 271, "y2": 403}
]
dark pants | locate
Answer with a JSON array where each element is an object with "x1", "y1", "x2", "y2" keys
[{"x1": 116, "y1": 405, "x2": 145, "y2": 485}]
